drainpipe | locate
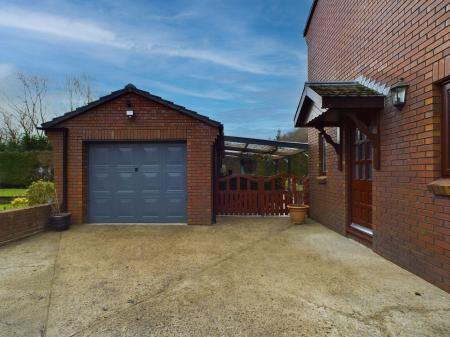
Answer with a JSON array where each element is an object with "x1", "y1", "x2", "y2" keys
[{"x1": 61, "y1": 128, "x2": 68, "y2": 212}]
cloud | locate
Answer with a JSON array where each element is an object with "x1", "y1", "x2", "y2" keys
[
  {"x1": 0, "y1": 6, "x2": 301, "y2": 76},
  {"x1": 0, "y1": 7, "x2": 127, "y2": 48},
  {"x1": 148, "y1": 81, "x2": 237, "y2": 101},
  {"x1": 149, "y1": 10, "x2": 199, "y2": 21},
  {"x1": 0, "y1": 63, "x2": 15, "y2": 80},
  {"x1": 145, "y1": 45, "x2": 272, "y2": 75}
]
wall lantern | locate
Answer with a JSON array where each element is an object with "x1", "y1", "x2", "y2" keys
[
  {"x1": 126, "y1": 100, "x2": 135, "y2": 119},
  {"x1": 391, "y1": 78, "x2": 409, "y2": 108}
]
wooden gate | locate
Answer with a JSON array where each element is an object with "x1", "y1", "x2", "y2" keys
[{"x1": 216, "y1": 174, "x2": 308, "y2": 216}]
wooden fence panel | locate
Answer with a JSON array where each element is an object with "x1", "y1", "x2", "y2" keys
[{"x1": 216, "y1": 174, "x2": 307, "y2": 216}]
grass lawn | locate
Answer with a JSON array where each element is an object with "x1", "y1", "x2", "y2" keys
[
  {"x1": 0, "y1": 189, "x2": 28, "y2": 212},
  {"x1": 0, "y1": 204, "x2": 17, "y2": 211},
  {"x1": 0, "y1": 188, "x2": 27, "y2": 197}
]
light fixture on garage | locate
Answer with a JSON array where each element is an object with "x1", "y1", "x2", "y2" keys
[{"x1": 126, "y1": 99, "x2": 135, "y2": 119}]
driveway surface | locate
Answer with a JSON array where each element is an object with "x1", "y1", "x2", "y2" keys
[{"x1": 0, "y1": 217, "x2": 449, "y2": 337}]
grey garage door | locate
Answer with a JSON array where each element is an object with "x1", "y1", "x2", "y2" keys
[{"x1": 88, "y1": 142, "x2": 187, "y2": 223}]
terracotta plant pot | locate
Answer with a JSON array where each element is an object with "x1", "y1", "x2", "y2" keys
[{"x1": 287, "y1": 204, "x2": 309, "y2": 224}]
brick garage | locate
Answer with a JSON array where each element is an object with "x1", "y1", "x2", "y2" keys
[
  {"x1": 296, "y1": 1, "x2": 450, "y2": 292},
  {"x1": 43, "y1": 84, "x2": 222, "y2": 225}
]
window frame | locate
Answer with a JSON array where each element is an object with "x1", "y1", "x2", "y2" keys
[
  {"x1": 319, "y1": 134, "x2": 327, "y2": 176},
  {"x1": 443, "y1": 82, "x2": 450, "y2": 176}
]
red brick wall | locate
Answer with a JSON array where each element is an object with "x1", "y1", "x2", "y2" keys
[
  {"x1": 46, "y1": 92, "x2": 220, "y2": 225},
  {"x1": 308, "y1": 127, "x2": 347, "y2": 235},
  {"x1": 0, "y1": 205, "x2": 51, "y2": 245},
  {"x1": 305, "y1": 0, "x2": 450, "y2": 291}
]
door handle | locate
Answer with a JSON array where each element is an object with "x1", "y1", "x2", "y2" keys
[{"x1": 134, "y1": 167, "x2": 139, "y2": 172}]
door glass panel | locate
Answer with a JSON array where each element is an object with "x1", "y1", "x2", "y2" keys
[
  {"x1": 361, "y1": 143, "x2": 366, "y2": 159},
  {"x1": 354, "y1": 164, "x2": 359, "y2": 179},
  {"x1": 354, "y1": 145, "x2": 359, "y2": 160},
  {"x1": 361, "y1": 163, "x2": 366, "y2": 179},
  {"x1": 368, "y1": 163, "x2": 372, "y2": 180},
  {"x1": 367, "y1": 144, "x2": 372, "y2": 159}
]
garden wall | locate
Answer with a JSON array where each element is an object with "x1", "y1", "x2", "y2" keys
[{"x1": 0, "y1": 204, "x2": 51, "y2": 246}]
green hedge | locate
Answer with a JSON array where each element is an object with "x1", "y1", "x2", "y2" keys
[{"x1": 0, "y1": 151, "x2": 53, "y2": 188}]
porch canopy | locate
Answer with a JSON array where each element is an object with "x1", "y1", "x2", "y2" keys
[
  {"x1": 224, "y1": 135, "x2": 307, "y2": 160},
  {"x1": 294, "y1": 81, "x2": 385, "y2": 127},
  {"x1": 294, "y1": 81, "x2": 386, "y2": 170}
]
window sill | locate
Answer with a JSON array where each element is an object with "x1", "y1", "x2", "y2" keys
[
  {"x1": 316, "y1": 176, "x2": 327, "y2": 184},
  {"x1": 428, "y1": 178, "x2": 450, "y2": 197}
]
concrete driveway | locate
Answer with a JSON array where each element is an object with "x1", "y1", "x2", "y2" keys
[{"x1": 0, "y1": 217, "x2": 449, "y2": 337}]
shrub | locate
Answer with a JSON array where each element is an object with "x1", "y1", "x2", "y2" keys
[
  {"x1": 27, "y1": 180, "x2": 55, "y2": 205},
  {"x1": 11, "y1": 197, "x2": 29, "y2": 208},
  {"x1": 0, "y1": 151, "x2": 53, "y2": 187},
  {"x1": 20, "y1": 134, "x2": 52, "y2": 151},
  {"x1": 0, "y1": 135, "x2": 52, "y2": 152}
]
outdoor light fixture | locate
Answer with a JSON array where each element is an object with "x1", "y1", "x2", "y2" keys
[
  {"x1": 391, "y1": 78, "x2": 409, "y2": 108},
  {"x1": 126, "y1": 99, "x2": 135, "y2": 119}
]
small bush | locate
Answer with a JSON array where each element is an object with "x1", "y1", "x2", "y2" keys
[
  {"x1": 27, "y1": 180, "x2": 55, "y2": 206},
  {"x1": 11, "y1": 197, "x2": 29, "y2": 208}
]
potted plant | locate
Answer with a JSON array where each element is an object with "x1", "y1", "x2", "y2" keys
[
  {"x1": 287, "y1": 194, "x2": 309, "y2": 225},
  {"x1": 27, "y1": 180, "x2": 71, "y2": 231},
  {"x1": 49, "y1": 190, "x2": 71, "y2": 231}
]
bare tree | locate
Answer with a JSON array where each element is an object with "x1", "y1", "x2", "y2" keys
[
  {"x1": 0, "y1": 108, "x2": 19, "y2": 141},
  {"x1": 64, "y1": 74, "x2": 93, "y2": 111},
  {"x1": 0, "y1": 72, "x2": 48, "y2": 138},
  {"x1": 0, "y1": 72, "x2": 95, "y2": 142}
]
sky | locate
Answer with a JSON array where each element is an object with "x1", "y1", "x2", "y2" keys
[{"x1": 0, "y1": 0, "x2": 313, "y2": 138}]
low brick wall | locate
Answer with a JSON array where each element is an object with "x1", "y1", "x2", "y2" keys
[{"x1": 0, "y1": 204, "x2": 51, "y2": 245}]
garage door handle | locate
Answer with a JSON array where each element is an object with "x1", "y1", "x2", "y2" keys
[{"x1": 134, "y1": 167, "x2": 139, "y2": 172}]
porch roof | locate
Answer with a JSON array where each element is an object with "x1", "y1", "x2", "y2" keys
[
  {"x1": 223, "y1": 135, "x2": 307, "y2": 160},
  {"x1": 294, "y1": 82, "x2": 385, "y2": 128}
]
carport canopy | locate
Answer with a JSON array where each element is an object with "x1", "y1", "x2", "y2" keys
[{"x1": 224, "y1": 135, "x2": 308, "y2": 160}]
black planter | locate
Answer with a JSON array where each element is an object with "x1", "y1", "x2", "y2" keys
[{"x1": 50, "y1": 213, "x2": 71, "y2": 231}]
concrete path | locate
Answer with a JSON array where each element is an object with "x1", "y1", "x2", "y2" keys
[{"x1": 0, "y1": 217, "x2": 449, "y2": 337}]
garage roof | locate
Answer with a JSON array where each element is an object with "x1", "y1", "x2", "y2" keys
[{"x1": 41, "y1": 84, "x2": 222, "y2": 129}]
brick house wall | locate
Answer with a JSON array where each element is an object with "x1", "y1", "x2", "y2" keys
[
  {"x1": 308, "y1": 127, "x2": 347, "y2": 235},
  {"x1": 305, "y1": 0, "x2": 450, "y2": 291},
  {"x1": 46, "y1": 92, "x2": 220, "y2": 225}
]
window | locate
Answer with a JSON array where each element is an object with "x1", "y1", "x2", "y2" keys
[
  {"x1": 352, "y1": 128, "x2": 373, "y2": 181},
  {"x1": 443, "y1": 82, "x2": 450, "y2": 176},
  {"x1": 319, "y1": 134, "x2": 327, "y2": 175}
]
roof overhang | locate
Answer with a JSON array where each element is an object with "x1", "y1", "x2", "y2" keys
[
  {"x1": 303, "y1": 0, "x2": 319, "y2": 37},
  {"x1": 294, "y1": 82, "x2": 385, "y2": 128}
]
